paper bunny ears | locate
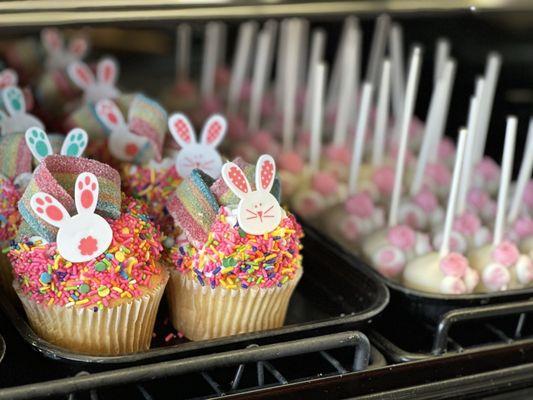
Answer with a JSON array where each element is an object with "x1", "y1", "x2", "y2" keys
[
  {"x1": 67, "y1": 58, "x2": 120, "y2": 104},
  {"x1": 42, "y1": 28, "x2": 89, "y2": 71},
  {"x1": 168, "y1": 113, "x2": 227, "y2": 179},
  {"x1": 25, "y1": 127, "x2": 88, "y2": 162},
  {"x1": 221, "y1": 154, "x2": 282, "y2": 235},
  {"x1": 30, "y1": 172, "x2": 113, "y2": 262},
  {"x1": 0, "y1": 86, "x2": 44, "y2": 136}
]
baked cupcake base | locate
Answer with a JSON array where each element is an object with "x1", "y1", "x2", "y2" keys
[{"x1": 166, "y1": 267, "x2": 303, "y2": 341}]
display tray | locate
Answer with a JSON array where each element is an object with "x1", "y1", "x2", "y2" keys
[
  {"x1": 311, "y1": 225, "x2": 533, "y2": 323},
  {"x1": 0, "y1": 224, "x2": 389, "y2": 366}
]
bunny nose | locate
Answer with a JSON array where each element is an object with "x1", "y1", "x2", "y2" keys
[{"x1": 257, "y1": 211, "x2": 263, "y2": 221}]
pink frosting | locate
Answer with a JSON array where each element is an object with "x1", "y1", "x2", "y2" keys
[
  {"x1": 524, "y1": 181, "x2": 533, "y2": 208},
  {"x1": 453, "y1": 212, "x2": 481, "y2": 236},
  {"x1": 426, "y1": 163, "x2": 451, "y2": 185},
  {"x1": 312, "y1": 171, "x2": 339, "y2": 196},
  {"x1": 475, "y1": 157, "x2": 500, "y2": 181},
  {"x1": 513, "y1": 217, "x2": 533, "y2": 238},
  {"x1": 467, "y1": 187, "x2": 490, "y2": 208},
  {"x1": 440, "y1": 276, "x2": 467, "y2": 295},
  {"x1": 375, "y1": 247, "x2": 405, "y2": 277},
  {"x1": 251, "y1": 131, "x2": 275, "y2": 153},
  {"x1": 345, "y1": 192, "x2": 375, "y2": 217},
  {"x1": 325, "y1": 144, "x2": 351, "y2": 165},
  {"x1": 278, "y1": 152, "x2": 304, "y2": 174},
  {"x1": 387, "y1": 225, "x2": 416, "y2": 250},
  {"x1": 491, "y1": 241, "x2": 520, "y2": 267},
  {"x1": 438, "y1": 137, "x2": 456, "y2": 159},
  {"x1": 440, "y1": 252, "x2": 468, "y2": 277},
  {"x1": 372, "y1": 166, "x2": 395, "y2": 195},
  {"x1": 413, "y1": 188, "x2": 439, "y2": 212},
  {"x1": 483, "y1": 264, "x2": 510, "y2": 291}
]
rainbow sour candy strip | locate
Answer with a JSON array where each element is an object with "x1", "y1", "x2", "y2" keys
[
  {"x1": 18, "y1": 155, "x2": 121, "y2": 242},
  {"x1": 0, "y1": 133, "x2": 32, "y2": 179}
]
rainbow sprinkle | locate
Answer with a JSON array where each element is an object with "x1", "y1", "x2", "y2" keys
[
  {"x1": 8, "y1": 197, "x2": 163, "y2": 309},
  {"x1": 168, "y1": 207, "x2": 303, "y2": 290},
  {"x1": 0, "y1": 177, "x2": 22, "y2": 242}
]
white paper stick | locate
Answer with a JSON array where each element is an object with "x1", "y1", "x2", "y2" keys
[
  {"x1": 389, "y1": 24, "x2": 405, "y2": 125},
  {"x1": 248, "y1": 29, "x2": 272, "y2": 132},
  {"x1": 228, "y1": 21, "x2": 257, "y2": 114},
  {"x1": 372, "y1": 59, "x2": 391, "y2": 167},
  {"x1": 456, "y1": 95, "x2": 480, "y2": 215},
  {"x1": 434, "y1": 38, "x2": 450, "y2": 85},
  {"x1": 365, "y1": 14, "x2": 391, "y2": 90},
  {"x1": 201, "y1": 22, "x2": 219, "y2": 99},
  {"x1": 349, "y1": 26, "x2": 362, "y2": 128},
  {"x1": 348, "y1": 82, "x2": 374, "y2": 194},
  {"x1": 176, "y1": 24, "x2": 191, "y2": 82},
  {"x1": 264, "y1": 20, "x2": 278, "y2": 95},
  {"x1": 332, "y1": 25, "x2": 357, "y2": 146},
  {"x1": 440, "y1": 128, "x2": 468, "y2": 257},
  {"x1": 493, "y1": 116, "x2": 517, "y2": 246},
  {"x1": 310, "y1": 62, "x2": 327, "y2": 173},
  {"x1": 410, "y1": 60, "x2": 454, "y2": 196},
  {"x1": 217, "y1": 22, "x2": 227, "y2": 68},
  {"x1": 429, "y1": 58, "x2": 456, "y2": 160},
  {"x1": 326, "y1": 17, "x2": 358, "y2": 112},
  {"x1": 282, "y1": 19, "x2": 300, "y2": 153},
  {"x1": 388, "y1": 47, "x2": 422, "y2": 227},
  {"x1": 474, "y1": 53, "x2": 502, "y2": 164},
  {"x1": 297, "y1": 19, "x2": 309, "y2": 87},
  {"x1": 303, "y1": 29, "x2": 326, "y2": 130},
  {"x1": 508, "y1": 117, "x2": 533, "y2": 223},
  {"x1": 275, "y1": 20, "x2": 289, "y2": 112}
]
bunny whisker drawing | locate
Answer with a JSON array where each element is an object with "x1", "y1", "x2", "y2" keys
[
  {"x1": 222, "y1": 154, "x2": 282, "y2": 235},
  {"x1": 168, "y1": 113, "x2": 227, "y2": 179}
]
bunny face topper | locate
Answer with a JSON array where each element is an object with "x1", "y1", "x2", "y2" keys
[
  {"x1": 67, "y1": 58, "x2": 120, "y2": 104},
  {"x1": 168, "y1": 113, "x2": 226, "y2": 179},
  {"x1": 0, "y1": 69, "x2": 18, "y2": 89},
  {"x1": 221, "y1": 155, "x2": 282, "y2": 235},
  {"x1": 41, "y1": 28, "x2": 89, "y2": 71},
  {"x1": 30, "y1": 172, "x2": 113, "y2": 262},
  {"x1": 0, "y1": 86, "x2": 44, "y2": 136},
  {"x1": 94, "y1": 99, "x2": 151, "y2": 163},
  {"x1": 25, "y1": 127, "x2": 88, "y2": 162}
]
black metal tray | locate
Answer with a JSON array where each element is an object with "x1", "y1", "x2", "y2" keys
[
  {"x1": 0, "y1": 225, "x2": 389, "y2": 366},
  {"x1": 315, "y1": 226, "x2": 533, "y2": 323}
]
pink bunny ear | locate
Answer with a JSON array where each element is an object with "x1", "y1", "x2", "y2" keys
[
  {"x1": 97, "y1": 58, "x2": 118, "y2": 86},
  {"x1": 30, "y1": 192, "x2": 70, "y2": 228},
  {"x1": 168, "y1": 113, "x2": 196, "y2": 148},
  {"x1": 200, "y1": 114, "x2": 227, "y2": 147},
  {"x1": 67, "y1": 61, "x2": 95, "y2": 90},
  {"x1": 69, "y1": 37, "x2": 89, "y2": 58},
  {"x1": 222, "y1": 162, "x2": 251, "y2": 199},
  {"x1": 75, "y1": 172, "x2": 99, "y2": 215},
  {"x1": 255, "y1": 154, "x2": 276, "y2": 193},
  {"x1": 0, "y1": 69, "x2": 18, "y2": 89},
  {"x1": 95, "y1": 99, "x2": 125, "y2": 130},
  {"x1": 41, "y1": 28, "x2": 63, "y2": 53}
]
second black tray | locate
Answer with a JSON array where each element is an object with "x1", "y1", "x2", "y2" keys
[{"x1": 0, "y1": 224, "x2": 389, "y2": 366}]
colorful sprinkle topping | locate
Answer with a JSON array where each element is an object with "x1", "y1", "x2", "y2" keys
[
  {"x1": 8, "y1": 197, "x2": 163, "y2": 309},
  {"x1": 169, "y1": 207, "x2": 303, "y2": 289},
  {"x1": 0, "y1": 176, "x2": 22, "y2": 242}
]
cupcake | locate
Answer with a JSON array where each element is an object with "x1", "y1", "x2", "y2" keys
[
  {"x1": 166, "y1": 155, "x2": 303, "y2": 340},
  {"x1": 9, "y1": 156, "x2": 168, "y2": 355}
]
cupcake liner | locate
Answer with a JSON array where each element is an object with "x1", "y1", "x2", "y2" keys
[
  {"x1": 0, "y1": 241, "x2": 17, "y2": 302},
  {"x1": 15, "y1": 268, "x2": 169, "y2": 356},
  {"x1": 166, "y1": 268, "x2": 302, "y2": 341}
]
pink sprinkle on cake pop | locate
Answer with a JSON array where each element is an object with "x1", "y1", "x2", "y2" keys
[
  {"x1": 491, "y1": 241, "x2": 520, "y2": 267},
  {"x1": 475, "y1": 157, "x2": 500, "y2": 181},
  {"x1": 524, "y1": 181, "x2": 533, "y2": 208},
  {"x1": 345, "y1": 192, "x2": 375, "y2": 218},
  {"x1": 438, "y1": 137, "x2": 456, "y2": 159},
  {"x1": 440, "y1": 252, "x2": 468, "y2": 277},
  {"x1": 251, "y1": 131, "x2": 276, "y2": 153},
  {"x1": 453, "y1": 212, "x2": 481, "y2": 236},
  {"x1": 514, "y1": 217, "x2": 533, "y2": 238},
  {"x1": 387, "y1": 225, "x2": 416, "y2": 250},
  {"x1": 278, "y1": 151, "x2": 304, "y2": 174},
  {"x1": 325, "y1": 144, "x2": 351, "y2": 164},
  {"x1": 413, "y1": 188, "x2": 439, "y2": 212},
  {"x1": 426, "y1": 163, "x2": 451, "y2": 185},
  {"x1": 372, "y1": 165, "x2": 395, "y2": 196},
  {"x1": 311, "y1": 171, "x2": 338, "y2": 196}
]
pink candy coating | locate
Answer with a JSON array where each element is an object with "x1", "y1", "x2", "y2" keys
[
  {"x1": 453, "y1": 212, "x2": 481, "y2": 236},
  {"x1": 440, "y1": 252, "x2": 468, "y2": 278},
  {"x1": 372, "y1": 166, "x2": 395, "y2": 195},
  {"x1": 375, "y1": 246, "x2": 405, "y2": 278},
  {"x1": 524, "y1": 181, "x2": 533, "y2": 208},
  {"x1": 251, "y1": 131, "x2": 275, "y2": 153},
  {"x1": 345, "y1": 192, "x2": 374, "y2": 218},
  {"x1": 413, "y1": 188, "x2": 439, "y2": 212},
  {"x1": 467, "y1": 187, "x2": 490, "y2": 208},
  {"x1": 440, "y1": 276, "x2": 467, "y2": 295},
  {"x1": 438, "y1": 137, "x2": 456, "y2": 159},
  {"x1": 514, "y1": 217, "x2": 533, "y2": 238},
  {"x1": 482, "y1": 263, "x2": 510, "y2": 291},
  {"x1": 387, "y1": 225, "x2": 416, "y2": 250},
  {"x1": 324, "y1": 144, "x2": 350, "y2": 165},
  {"x1": 475, "y1": 157, "x2": 500, "y2": 181},
  {"x1": 426, "y1": 163, "x2": 451, "y2": 185},
  {"x1": 311, "y1": 171, "x2": 338, "y2": 196},
  {"x1": 278, "y1": 152, "x2": 304, "y2": 174},
  {"x1": 491, "y1": 241, "x2": 520, "y2": 267}
]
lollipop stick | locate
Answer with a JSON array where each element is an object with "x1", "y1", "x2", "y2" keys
[
  {"x1": 275, "y1": 19, "x2": 289, "y2": 112},
  {"x1": 348, "y1": 82, "x2": 373, "y2": 194},
  {"x1": 201, "y1": 22, "x2": 219, "y2": 99},
  {"x1": 389, "y1": 23, "x2": 405, "y2": 126},
  {"x1": 303, "y1": 29, "x2": 326, "y2": 130},
  {"x1": 508, "y1": 117, "x2": 533, "y2": 223},
  {"x1": 217, "y1": 23, "x2": 227, "y2": 69},
  {"x1": 371, "y1": 59, "x2": 391, "y2": 166},
  {"x1": 434, "y1": 38, "x2": 450, "y2": 85},
  {"x1": 493, "y1": 116, "x2": 517, "y2": 245},
  {"x1": 248, "y1": 28, "x2": 271, "y2": 132},
  {"x1": 440, "y1": 128, "x2": 467, "y2": 257},
  {"x1": 310, "y1": 62, "x2": 327, "y2": 173},
  {"x1": 297, "y1": 19, "x2": 309, "y2": 88},
  {"x1": 388, "y1": 47, "x2": 422, "y2": 227},
  {"x1": 365, "y1": 14, "x2": 391, "y2": 89},
  {"x1": 282, "y1": 19, "x2": 300, "y2": 152},
  {"x1": 176, "y1": 24, "x2": 191, "y2": 82}
]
